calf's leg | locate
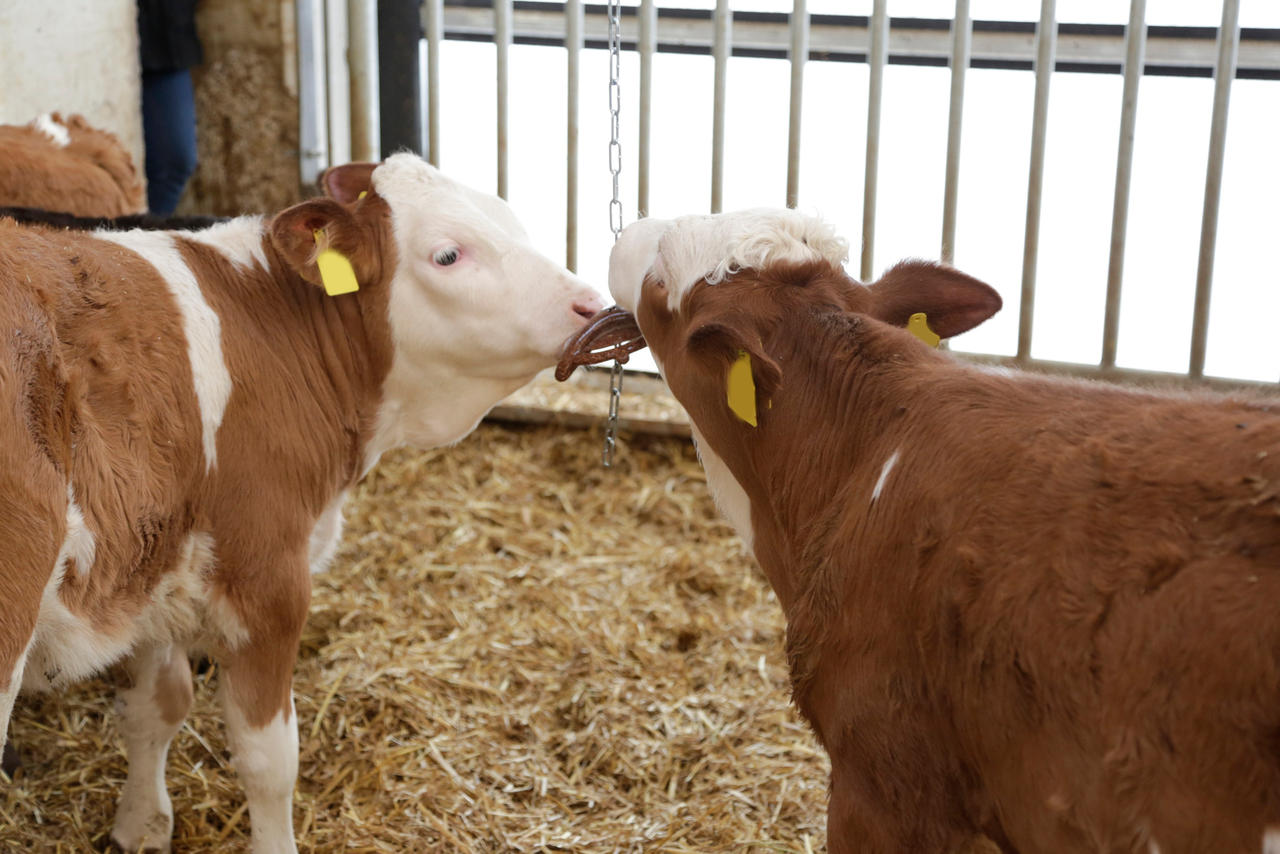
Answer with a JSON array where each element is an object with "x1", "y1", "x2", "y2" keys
[
  {"x1": 111, "y1": 644, "x2": 193, "y2": 853},
  {"x1": 216, "y1": 570, "x2": 308, "y2": 854},
  {"x1": 827, "y1": 752, "x2": 978, "y2": 854}
]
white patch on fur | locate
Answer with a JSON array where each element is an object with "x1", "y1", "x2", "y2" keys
[
  {"x1": 366, "y1": 153, "x2": 602, "y2": 458},
  {"x1": 870, "y1": 449, "x2": 900, "y2": 505},
  {"x1": 611, "y1": 209, "x2": 849, "y2": 314},
  {"x1": 608, "y1": 216, "x2": 666, "y2": 314},
  {"x1": 308, "y1": 492, "x2": 347, "y2": 574},
  {"x1": 23, "y1": 552, "x2": 128, "y2": 690},
  {"x1": 1149, "y1": 841, "x2": 1161, "y2": 854},
  {"x1": 222, "y1": 695, "x2": 299, "y2": 854},
  {"x1": 690, "y1": 423, "x2": 755, "y2": 553},
  {"x1": 32, "y1": 113, "x2": 70, "y2": 147},
  {"x1": 0, "y1": 636, "x2": 34, "y2": 759},
  {"x1": 24, "y1": 531, "x2": 227, "y2": 692},
  {"x1": 93, "y1": 230, "x2": 232, "y2": 470},
  {"x1": 60, "y1": 485, "x2": 96, "y2": 577},
  {"x1": 1263, "y1": 827, "x2": 1280, "y2": 854},
  {"x1": 183, "y1": 216, "x2": 269, "y2": 271},
  {"x1": 111, "y1": 645, "x2": 188, "y2": 853}
]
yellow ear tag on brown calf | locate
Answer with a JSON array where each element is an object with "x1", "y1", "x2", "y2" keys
[
  {"x1": 357, "y1": 190, "x2": 367, "y2": 200},
  {"x1": 312, "y1": 229, "x2": 359, "y2": 296},
  {"x1": 907, "y1": 312, "x2": 941, "y2": 348},
  {"x1": 727, "y1": 349, "x2": 758, "y2": 427}
]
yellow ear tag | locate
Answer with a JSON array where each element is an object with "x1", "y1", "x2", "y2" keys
[
  {"x1": 907, "y1": 312, "x2": 941, "y2": 348},
  {"x1": 357, "y1": 190, "x2": 367, "y2": 200},
  {"x1": 727, "y1": 350, "x2": 758, "y2": 427},
  {"x1": 312, "y1": 229, "x2": 359, "y2": 296}
]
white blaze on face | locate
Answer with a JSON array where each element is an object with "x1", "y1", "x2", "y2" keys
[
  {"x1": 609, "y1": 208, "x2": 849, "y2": 315},
  {"x1": 372, "y1": 154, "x2": 602, "y2": 377},
  {"x1": 365, "y1": 154, "x2": 604, "y2": 456}
]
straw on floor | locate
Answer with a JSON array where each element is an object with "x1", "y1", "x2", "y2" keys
[{"x1": 0, "y1": 422, "x2": 829, "y2": 853}]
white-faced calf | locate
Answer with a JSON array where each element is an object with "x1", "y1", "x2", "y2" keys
[
  {"x1": 599, "y1": 209, "x2": 1280, "y2": 854},
  {"x1": 0, "y1": 154, "x2": 602, "y2": 854}
]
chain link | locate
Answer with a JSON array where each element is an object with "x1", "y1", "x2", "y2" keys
[{"x1": 603, "y1": 0, "x2": 625, "y2": 467}]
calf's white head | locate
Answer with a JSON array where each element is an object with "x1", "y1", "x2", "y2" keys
[
  {"x1": 269, "y1": 153, "x2": 603, "y2": 451},
  {"x1": 605, "y1": 208, "x2": 1003, "y2": 398}
]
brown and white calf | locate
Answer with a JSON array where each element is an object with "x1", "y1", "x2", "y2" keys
[
  {"x1": 0, "y1": 112, "x2": 147, "y2": 217},
  {"x1": 0, "y1": 153, "x2": 603, "y2": 853},
  {"x1": 605, "y1": 210, "x2": 1280, "y2": 854}
]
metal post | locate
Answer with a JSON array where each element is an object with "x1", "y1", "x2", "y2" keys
[
  {"x1": 297, "y1": 0, "x2": 329, "y2": 185},
  {"x1": 1018, "y1": 0, "x2": 1056, "y2": 363},
  {"x1": 940, "y1": 0, "x2": 971, "y2": 264},
  {"x1": 325, "y1": 0, "x2": 351, "y2": 166},
  {"x1": 566, "y1": 0, "x2": 583, "y2": 271},
  {"x1": 347, "y1": 0, "x2": 379, "y2": 162},
  {"x1": 377, "y1": 0, "x2": 422, "y2": 156},
  {"x1": 638, "y1": 0, "x2": 656, "y2": 218},
  {"x1": 1101, "y1": 0, "x2": 1147, "y2": 369},
  {"x1": 711, "y1": 0, "x2": 731, "y2": 214},
  {"x1": 1189, "y1": 0, "x2": 1241, "y2": 379},
  {"x1": 422, "y1": 0, "x2": 443, "y2": 164},
  {"x1": 786, "y1": 0, "x2": 808, "y2": 208},
  {"x1": 861, "y1": 0, "x2": 888, "y2": 282},
  {"x1": 495, "y1": 0, "x2": 513, "y2": 198}
]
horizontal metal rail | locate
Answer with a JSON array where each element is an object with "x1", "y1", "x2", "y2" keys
[
  {"x1": 436, "y1": 1, "x2": 1280, "y2": 79},
  {"x1": 390, "y1": 0, "x2": 1278, "y2": 391}
]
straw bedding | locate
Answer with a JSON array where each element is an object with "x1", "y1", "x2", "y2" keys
[{"x1": 0, "y1": 419, "x2": 830, "y2": 852}]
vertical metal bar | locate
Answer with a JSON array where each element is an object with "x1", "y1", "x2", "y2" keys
[
  {"x1": 1101, "y1": 0, "x2": 1147, "y2": 369},
  {"x1": 325, "y1": 0, "x2": 351, "y2": 166},
  {"x1": 495, "y1": 0, "x2": 513, "y2": 198},
  {"x1": 785, "y1": 0, "x2": 808, "y2": 208},
  {"x1": 566, "y1": 0, "x2": 583, "y2": 271},
  {"x1": 710, "y1": 0, "x2": 731, "y2": 214},
  {"x1": 348, "y1": 0, "x2": 379, "y2": 162},
  {"x1": 377, "y1": 0, "x2": 421, "y2": 156},
  {"x1": 940, "y1": 0, "x2": 971, "y2": 265},
  {"x1": 422, "y1": 0, "x2": 443, "y2": 165},
  {"x1": 638, "y1": 0, "x2": 656, "y2": 218},
  {"x1": 1017, "y1": 0, "x2": 1057, "y2": 363},
  {"x1": 297, "y1": 0, "x2": 329, "y2": 185},
  {"x1": 1189, "y1": 0, "x2": 1241, "y2": 379},
  {"x1": 861, "y1": 0, "x2": 888, "y2": 282}
]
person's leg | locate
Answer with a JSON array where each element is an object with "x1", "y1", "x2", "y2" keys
[{"x1": 141, "y1": 69, "x2": 198, "y2": 215}]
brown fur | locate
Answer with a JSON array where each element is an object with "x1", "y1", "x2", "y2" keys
[
  {"x1": 0, "y1": 113, "x2": 146, "y2": 217},
  {"x1": 0, "y1": 183, "x2": 394, "y2": 728},
  {"x1": 641, "y1": 261, "x2": 1280, "y2": 854}
]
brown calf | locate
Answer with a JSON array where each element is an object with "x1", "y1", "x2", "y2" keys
[
  {"x1": 602, "y1": 210, "x2": 1280, "y2": 854},
  {"x1": 0, "y1": 112, "x2": 146, "y2": 216},
  {"x1": 0, "y1": 154, "x2": 603, "y2": 854}
]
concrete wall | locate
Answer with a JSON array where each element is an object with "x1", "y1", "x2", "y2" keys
[
  {"x1": 0, "y1": 0, "x2": 145, "y2": 169},
  {"x1": 180, "y1": 0, "x2": 304, "y2": 216}
]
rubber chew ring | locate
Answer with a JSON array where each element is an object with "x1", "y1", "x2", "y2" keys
[{"x1": 555, "y1": 306, "x2": 648, "y2": 382}]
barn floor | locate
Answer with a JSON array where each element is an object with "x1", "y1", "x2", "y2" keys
[{"x1": 0, "y1": 420, "x2": 830, "y2": 852}]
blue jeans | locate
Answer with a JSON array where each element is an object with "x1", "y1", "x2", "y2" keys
[{"x1": 141, "y1": 69, "x2": 198, "y2": 215}]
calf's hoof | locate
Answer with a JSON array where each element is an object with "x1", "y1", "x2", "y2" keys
[
  {"x1": 1, "y1": 742, "x2": 19, "y2": 777},
  {"x1": 110, "y1": 810, "x2": 173, "y2": 854}
]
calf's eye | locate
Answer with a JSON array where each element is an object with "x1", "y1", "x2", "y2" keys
[{"x1": 433, "y1": 246, "x2": 460, "y2": 266}]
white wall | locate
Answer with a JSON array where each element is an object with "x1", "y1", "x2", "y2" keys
[{"x1": 0, "y1": 0, "x2": 144, "y2": 170}]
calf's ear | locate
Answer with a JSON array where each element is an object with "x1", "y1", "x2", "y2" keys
[
  {"x1": 319, "y1": 162, "x2": 378, "y2": 204},
  {"x1": 269, "y1": 198, "x2": 367, "y2": 293},
  {"x1": 687, "y1": 315, "x2": 782, "y2": 427},
  {"x1": 866, "y1": 260, "x2": 1002, "y2": 339}
]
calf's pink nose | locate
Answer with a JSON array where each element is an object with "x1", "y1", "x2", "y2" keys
[{"x1": 573, "y1": 295, "x2": 606, "y2": 320}]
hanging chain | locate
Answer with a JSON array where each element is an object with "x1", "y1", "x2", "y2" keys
[{"x1": 603, "y1": 0, "x2": 625, "y2": 467}]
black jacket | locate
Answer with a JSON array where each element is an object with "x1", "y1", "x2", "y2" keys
[{"x1": 137, "y1": 0, "x2": 203, "y2": 72}]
